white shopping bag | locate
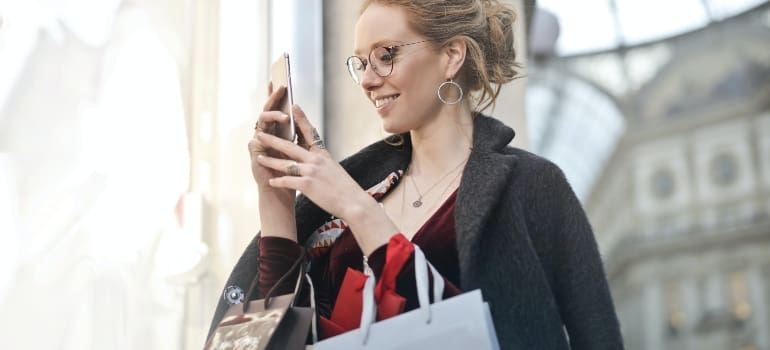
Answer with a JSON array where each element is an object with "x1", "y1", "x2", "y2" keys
[{"x1": 314, "y1": 244, "x2": 500, "y2": 350}]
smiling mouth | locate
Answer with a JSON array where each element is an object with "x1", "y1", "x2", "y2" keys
[{"x1": 375, "y1": 94, "x2": 400, "y2": 108}]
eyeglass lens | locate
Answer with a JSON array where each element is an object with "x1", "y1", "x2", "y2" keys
[{"x1": 346, "y1": 46, "x2": 395, "y2": 84}]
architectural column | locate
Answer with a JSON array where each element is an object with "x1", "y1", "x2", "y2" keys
[
  {"x1": 643, "y1": 283, "x2": 664, "y2": 350},
  {"x1": 497, "y1": 0, "x2": 529, "y2": 150},
  {"x1": 323, "y1": 0, "x2": 381, "y2": 158},
  {"x1": 681, "y1": 277, "x2": 699, "y2": 349},
  {"x1": 749, "y1": 267, "x2": 769, "y2": 350}
]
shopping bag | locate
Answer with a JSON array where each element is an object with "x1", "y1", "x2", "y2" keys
[
  {"x1": 205, "y1": 253, "x2": 313, "y2": 350},
  {"x1": 318, "y1": 236, "x2": 414, "y2": 337},
  {"x1": 314, "y1": 237, "x2": 500, "y2": 350}
]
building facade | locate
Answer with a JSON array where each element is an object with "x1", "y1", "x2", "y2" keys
[{"x1": 567, "y1": 5, "x2": 770, "y2": 350}]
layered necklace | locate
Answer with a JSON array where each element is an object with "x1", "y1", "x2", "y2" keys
[{"x1": 406, "y1": 156, "x2": 469, "y2": 208}]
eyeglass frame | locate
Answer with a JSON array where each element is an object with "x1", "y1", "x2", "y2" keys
[{"x1": 345, "y1": 39, "x2": 434, "y2": 84}]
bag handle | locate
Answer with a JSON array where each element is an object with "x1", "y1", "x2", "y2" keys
[
  {"x1": 413, "y1": 244, "x2": 445, "y2": 322},
  {"x1": 358, "y1": 242, "x2": 444, "y2": 344},
  {"x1": 241, "y1": 250, "x2": 307, "y2": 313},
  {"x1": 304, "y1": 273, "x2": 319, "y2": 343},
  {"x1": 359, "y1": 272, "x2": 377, "y2": 344}
]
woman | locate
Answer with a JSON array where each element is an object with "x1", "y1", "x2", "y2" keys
[{"x1": 208, "y1": 1, "x2": 624, "y2": 349}]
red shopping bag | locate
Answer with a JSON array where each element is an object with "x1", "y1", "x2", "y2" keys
[{"x1": 319, "y1": 234, "x2": 415, "y2": 338}]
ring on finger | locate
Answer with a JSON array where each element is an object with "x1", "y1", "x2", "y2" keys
[
  {"x1": 311, "y1": 128, "x2": 326, "y2": 149},
  {"x1": 286, "y1": 161, "x2": 301, "y2": 177},
  {"x1": 255, "y1": 121, "x2": 266, "y2": 131}
]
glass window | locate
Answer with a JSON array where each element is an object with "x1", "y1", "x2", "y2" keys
[
  {"x1": 526, "y1": 74, "x2": 626, "y2": 200},
  {"x1": 615, "y1": 0, "x2": 709, "y2": 45},
  {"x1": 665, "y1": 282, "x2": 687, "y2": 336},
  {"x1": 537, "y1": 0, "x2": 620, "y2": 55},
  {"x1": 537, "y1": 0, "x2": 766, "y2": 55},
  {"x1": 707, "y1": 0, "x2": 768, "y2": 20},
  {"x1": 729, "y1": 271, "x2": 752, "y2": 321}
]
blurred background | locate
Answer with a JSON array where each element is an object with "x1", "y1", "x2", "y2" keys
[{"x1": 0, "y1": 0, "x2": 768, "y2": 349}]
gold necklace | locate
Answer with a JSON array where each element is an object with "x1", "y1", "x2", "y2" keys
[
  {"x1": 400, "y1": 165, "x2": 463, "y2": 235},
  {"x1": 407, "y1": 157, "x2": 467, "y2": 208}
]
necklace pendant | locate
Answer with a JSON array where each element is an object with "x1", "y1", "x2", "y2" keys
[{"x1": 412, "y1": 200, "x2": 423, "y2": 208}]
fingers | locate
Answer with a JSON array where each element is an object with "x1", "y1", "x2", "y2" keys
[
  {"x1": 262, "y1": 85, "x2": 286, "y2": 112},
  {"x1": 254, "y1": 154, "x2": 297, "y2": 174},
  {"x1": 255, "y1": 111, "x2": 289, "y2": 131},
  {"x1": 248, "y1": 137, "x2": 268, "y2": 156},
  {"x1": 251, "y1": 111, "x2": 289, "y2": 156},
  {"x1": 293, "y1": 105, "x2": 314, "y2": 147},
  {"x1": 256, "y1": 155, "x2": 313, "y2": 191},
  {"x1": 258, "y1": 111, "x2": 290, "y2": 125},
  {"x1": 256, "y1": 131, "x2": 314, "y2": 163},
  {"x1": 292, "y1": 105, "x2": 326, "y2": 151},
  {"x1": 268, "y1": 176, "x2": 307, "y2": 191}
]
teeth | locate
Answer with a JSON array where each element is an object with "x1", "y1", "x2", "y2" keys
[{"x1": 375, "y1": 95, "x2": 398, "y2": 108}]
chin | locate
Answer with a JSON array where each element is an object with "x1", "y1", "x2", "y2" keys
[{"x1": 380, "y1": 120, "x2": 409, "y2": 135}]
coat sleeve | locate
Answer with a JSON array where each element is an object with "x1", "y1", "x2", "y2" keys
[
  {"x1": 541, "y1": 164, "x2": 625, "y2": 349},
  {"x1": 205, "y1": 233, "x2": 262, "y2": 342}
]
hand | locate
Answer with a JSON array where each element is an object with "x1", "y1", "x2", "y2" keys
[
  {"x1": 256, "y1": 105, "x2": 402, "y2": 253},
  {"x1": 254, "y1": 105, "x2": 373, "y2": 221},
  {"x1": 249, "y1": 84, "x2": 293, "y2": 191},
  {"x1": 250, "y1": 83, "x2": 297, "y2": 240}
]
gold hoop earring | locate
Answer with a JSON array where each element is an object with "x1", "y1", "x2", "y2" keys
[{"x1": 437, "y1": 79, "x2": 463, "y2": 105}]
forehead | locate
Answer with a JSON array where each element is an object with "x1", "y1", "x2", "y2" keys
[{"x1": 353, "y1": 4, "x2": 416, "y2": 55}]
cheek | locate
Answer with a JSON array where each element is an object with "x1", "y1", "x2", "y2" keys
[{"x1": 396, "y1": 62, "x2": 441, "y2": 104}]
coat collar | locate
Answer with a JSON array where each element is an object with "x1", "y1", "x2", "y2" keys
[
  {"x1": 455, "y1": 115, "x2": 519, "y2": 288},
  {"x1": 297, "y1": 114, "x2": 519, "y2": 280}
]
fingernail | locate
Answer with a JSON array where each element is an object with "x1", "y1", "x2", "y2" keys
[
  {"x1": 282, "y1": 114, "x2": 289, "y2": 119},
  {"x1": 257, "y1": 132, "x2": 265, "y2": 138},
  {"x1": 256, "y1": 154, "x2": 263, "y2": 159}
]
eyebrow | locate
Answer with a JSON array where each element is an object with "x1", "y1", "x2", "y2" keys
[{"x1": 353, "y1": 39, "x2": 399, "y2": 56}]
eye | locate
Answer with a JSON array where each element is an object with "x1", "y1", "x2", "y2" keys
[{"x1": 372, "y1": 47, "x2": 396, "y2": 63}]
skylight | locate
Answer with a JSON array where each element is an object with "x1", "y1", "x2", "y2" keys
[{"x1": 537, "y1": 0, "x2": 768, "y2": 55}]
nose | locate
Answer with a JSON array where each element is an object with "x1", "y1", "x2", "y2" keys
[{"x1": 359, "y1": 63, "x2": 383, "y2": 91}]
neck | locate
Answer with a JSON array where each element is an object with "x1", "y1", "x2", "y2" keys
[{"x1": 408, "y1": 104, "x2": 473, "y2": 178}]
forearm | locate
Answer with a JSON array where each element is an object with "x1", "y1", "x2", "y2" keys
[
  {"x1": 342, "y1": 193, "x2": 400, "y2": 256},
  {"x1": 257, "y1": 236, "x2": 303, "y2": 297},
  {"x1": 258, "y1": 188, "x2": 297, "y2": 241}
]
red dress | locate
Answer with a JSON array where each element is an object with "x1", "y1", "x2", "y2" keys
[{"x1": 256, "y1": 172, "x2": 462, "y2": 338}]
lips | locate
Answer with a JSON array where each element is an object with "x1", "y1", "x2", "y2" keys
[{"x1": 374, "y1": 94, "x2": 399, "y2": 108}]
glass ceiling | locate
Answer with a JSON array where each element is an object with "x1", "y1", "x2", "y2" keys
[
  {"x1": 526, "y1": 0, "x2": 770, "y2": 201},
  {"x1": 537, "y1": 0, "x2": 768, "y2": 55},
  {"x1": 527, "y1": 72, "x2": 626, "y2": 201}
]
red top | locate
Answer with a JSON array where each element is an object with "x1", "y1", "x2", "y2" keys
[{"x1": 256, "y1": 180, "x2": 462, "y2": 333}]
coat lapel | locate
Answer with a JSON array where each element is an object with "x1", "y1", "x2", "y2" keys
[{"x1": 455, "y1": 115, "x2": 519, "y2": 288}]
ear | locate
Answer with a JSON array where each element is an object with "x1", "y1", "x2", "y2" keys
[{"x1": 442, "y1": 37, "x2": 467, "y2": 80}]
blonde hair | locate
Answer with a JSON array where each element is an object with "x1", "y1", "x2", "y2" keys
[{"x1": 360, "y1": 0, "x2": 521, "y2": 111}]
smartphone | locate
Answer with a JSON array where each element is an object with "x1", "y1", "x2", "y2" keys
[{"x1": 270, "y1": 52, "x2": 297, "y2": 142}]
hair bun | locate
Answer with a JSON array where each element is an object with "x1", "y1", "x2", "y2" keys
[{"x1": 481, "y1": 0, "x2": 518, "y2": 85}]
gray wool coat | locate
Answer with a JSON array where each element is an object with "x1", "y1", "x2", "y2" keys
[{"x1": 207, "y1": 114, "x2": 624, "y2": 349}]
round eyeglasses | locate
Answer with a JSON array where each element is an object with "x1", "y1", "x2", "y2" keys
[{"x1": 345, "y1": 40, "x2": 432, "y2": 84}]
